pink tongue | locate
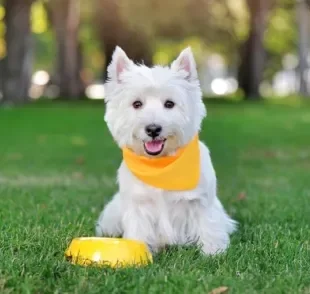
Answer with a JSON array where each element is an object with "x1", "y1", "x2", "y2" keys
[{"x1": 145, "y1": 140, "x2": 164, "y2": 153}]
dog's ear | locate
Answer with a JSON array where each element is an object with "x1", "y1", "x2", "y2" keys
[
  {"x1": 108, "y1": 46, "x2": 133, "y2": 83},
  {"x1": 171, "y1": 47, "x2": 198, "y2": 81}
]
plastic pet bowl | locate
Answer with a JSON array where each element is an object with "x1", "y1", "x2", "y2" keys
[{"x1": 65, "y1": 237, "x2": 153, "y2": 268}]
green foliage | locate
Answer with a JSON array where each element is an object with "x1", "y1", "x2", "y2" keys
[
  {"x1": 0, "y1": 4, "x2": 6, "y2": 58},
  {"x1": 264, "y1": 0, "x2": 297, "y2": 79},
  {"x1": 154, "y1": 37, "x2": 205, "y2": 65},
  {"x1": 31, "y1": 1, "x2": 48, "y2": 34},
  {"x1": 79, "y1": 18, "x2": 104, "y2": 79},
  {"x1": 265, "y1": 6, "x2": 296, "y2": 55},
  {"x1": 0, "y1": 102, "x2": 310, "y2": 293}
]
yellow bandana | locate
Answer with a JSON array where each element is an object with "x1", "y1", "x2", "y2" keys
[{"x1": 122, "y1": 135, "x2": 200, "y2": 191}]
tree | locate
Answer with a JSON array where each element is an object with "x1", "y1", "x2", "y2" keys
[
  {"x1": 238, "y1": 0, "x2": 275, "y2": 99},
  {"x1": 94, "y1": 0, "x2": 153, "y2": 81},
  {"x1": 47, "y1": 0, "x2": 85, "y2": 99},
  {"x1": 1, "y1": 0, "x2": 34, "y2": 105},
  {"x1": 296, "y1": 0, "x2": 309, "y2": 96},
  {"x1": 94, "y1": 0, "x2": 244, "y2": 81}
]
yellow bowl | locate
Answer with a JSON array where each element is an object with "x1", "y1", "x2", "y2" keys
[{"x1": 65, "y1": 237, "x2": 152, "y2": 268}]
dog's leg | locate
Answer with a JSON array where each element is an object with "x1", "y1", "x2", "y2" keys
[
  {"x1": 194, "y1": 197, "x2": 236, "y2": 255},
  {"x1": 170, "y1": 197, "x2": 235, "y2": 255},
  {"x1": 95, "y1": 192, "x2": 123, "y2": 237},
  {"x1": 121, "y1": 204, "x2": 160, "y2": 253},
  {"x1": 188, "y1": 146, "x2": 236, "y2": 255}
]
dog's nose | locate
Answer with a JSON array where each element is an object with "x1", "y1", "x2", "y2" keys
[{"x1": 145, "y1": 124, "x2": 162, "y2": 138}]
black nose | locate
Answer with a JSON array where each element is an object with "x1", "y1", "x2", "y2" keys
[{"x1": 145, "y1": 124, "x2": 162, "y2": 138}]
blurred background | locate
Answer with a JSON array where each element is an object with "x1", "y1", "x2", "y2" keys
[
  {"x1": 0, "y1": 0, "x2": 310, "y2": 105},
  {"x1": 2, "y1": 2, "x2": 310, "y2": 292}
]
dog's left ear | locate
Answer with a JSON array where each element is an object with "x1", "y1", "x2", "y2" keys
[
  {"x1": 108, "y1": 46, "x2": 134, "y2": 83},
  {"x1": 171, "y1": 47, "x2": 198, "y2": 81}
]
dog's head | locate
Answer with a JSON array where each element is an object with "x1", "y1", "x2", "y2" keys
[{"x1": 104, "y1": 47, "x2": 206, "y2": 157}]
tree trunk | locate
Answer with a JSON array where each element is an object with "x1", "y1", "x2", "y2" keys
[
  {"x1": 94, "y1": 0, "x2": 153, "y2": 81},
  {"x1": 0, "y1": 60, "x2": 4, "y2": 97},
  {"x1": 48, "y1": 0, "x2": 85, "y2": 99},
  {"x1": 238, "y1": 0, "x2": 272, "y2": 100},
  {"x1": 296, "y1": 0, "x2": 309, "y2": 96},
  {"x1": 1, "y1": 0, "x2": 34, "y2": 105}
]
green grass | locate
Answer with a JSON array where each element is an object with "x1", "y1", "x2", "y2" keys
[{"x1": 0, "y1": 101, "x2": 310, "y2": 294}]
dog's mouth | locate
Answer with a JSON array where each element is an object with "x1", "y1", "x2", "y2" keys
[{"x1": 143, "y1": 139, "x2": 166, "y2": 156}]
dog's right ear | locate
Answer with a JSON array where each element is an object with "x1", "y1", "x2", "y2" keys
[
  {"x1": 107, "y1": 46, "x2": 133, "y2": 83},
  {"x1": 171, "y1": 47, "x2": 198, "y2": 82}
]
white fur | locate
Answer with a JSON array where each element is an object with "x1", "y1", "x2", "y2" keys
[{"x1": 96, "y1": 47, "x2": 237, "y2": 255}]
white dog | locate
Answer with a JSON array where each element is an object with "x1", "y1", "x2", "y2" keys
[{"x1": 96, "y1": 46, "x2": 236, "y2": 255}]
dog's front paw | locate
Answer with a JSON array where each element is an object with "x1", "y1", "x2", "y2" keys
[
  {"x1": 200, "y1": 239, "x2": 230, "y2": 255},
  {"x1": 95, "y1": 210, "x2": 123, "y2": 237},
  {"x1": 95, "y1": 193, "x2": 123, "y2": 237},
  {"x1": 95, "y1": 221, "x2": 112, "y2": 237},
  {"x1": 95, "y1": 215, "x2": 123, "y2": 237},
  {"x1": 147, "y1": 244, "x2": 163, "y2": 255}
]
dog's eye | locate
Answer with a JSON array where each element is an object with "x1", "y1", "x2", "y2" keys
[
  {"x1": 132, "y1": 100, "x2": 143, "y2": 109},
  {"x1": 164, "y1": 100, "x2": 175, "y2": 109}
]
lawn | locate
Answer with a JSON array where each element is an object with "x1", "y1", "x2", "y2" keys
[{"x1": 0, "y1": 100, "x2": 310, "y2": 294}]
